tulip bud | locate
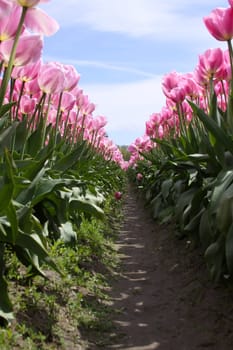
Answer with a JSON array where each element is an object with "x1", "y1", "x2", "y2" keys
[
  {"x1": 136, "y1": 173, "x2": 143, "y2": 181},
  {"x1": 114, "y1": 191, "x2": 122, "y2": 200}
]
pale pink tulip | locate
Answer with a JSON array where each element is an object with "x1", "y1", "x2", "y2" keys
[
  {"x1": 0, "y1": 34, "x2": 43, "y2": 66},
  {"x1": 92, "y1": 115, "x2": 107, "y2": 130},
  {"x1": 0, "y1": 0, "x2": 13, "y2": 19},
  {"x1": 12, "y1": 58, "x2": 42, "y2": 81},
  {"x1": 25, "y1": 7, "x2": 59, "y2": 36},
  {"x1": 52, "y1": 91, "x2": 76, "y2": 112},
  {"x1": 0, "y1": 4, "x2": 23, "y2": 42},
  {"x1": 204, "y1": 7, "x2": 233, "y2": 41},
  {"x1": 62, "y1": 64, "x2": 80, "y2": 91},
  {"x1": 38, "y1": 62, "x2": 65, "y2": 94},
  {"x1": 16, "y1": 0, "x2": 49, "y2": 7}
]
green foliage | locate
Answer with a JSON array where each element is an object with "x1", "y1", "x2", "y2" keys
[
  {"x1": 0, "y1": 106, "x2": 125, "y2": 324},
  {"x1": 130, "y1": 92, "x2": 233, "y2": 282}
]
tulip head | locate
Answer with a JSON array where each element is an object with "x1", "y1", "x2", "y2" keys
[
  {"x1": 203, "y1": 7, "x2": 233, "y2": 41},
  {"x1": 16, "y1": 0, "x2": 49, "y2": 7},
  {"x1": 114, "y1": 191, "x2": 122, "y2": 200},
  {"x1": 136, "y1": 173, "x2": 143, "y2": 181}
]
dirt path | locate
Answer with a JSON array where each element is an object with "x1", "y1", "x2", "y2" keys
[{"x1": 105, "y1": 185, "x2": 233, "y2": 350}]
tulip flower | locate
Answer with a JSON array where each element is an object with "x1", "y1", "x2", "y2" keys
[
  {"x1": 16, "y1": 0, "x2": 49, "y2": 7},
  {"x1": 0, "y1": 0, "x2": 13, "y2": 19},
  {"x1": 0, "y1": 34, "x2": 43, "y2": 66},
  {"x1": 0, "y1": 4, "x2": 23, "y2": 42},
  {"x1": 25, "y1": 7, "x2": 59, "y2": 36},
  {"x1": 38, "y1": 62, "x2": 65, "y2": 94},
  {"x1": 136, "y1": 173, "x2": 143, "y2": 181},
  {"x1": 12, "y1": 58, "x2": 42, "y2": 81},
  {"x1": 203, "y1": 7, "x2": 233, "y2": 42}
]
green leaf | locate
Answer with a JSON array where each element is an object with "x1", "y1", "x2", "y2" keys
[
  {"x1": 225, "y1": 223, "x2": 233, "y2": 274},
  {"x1": 161, "y1": 179, "x2": 173, "y2": 201},
  {"x1": 0, "y1": 149, "x2": 15, "y2": 213},
  {"x1": 13, "y1": 118, "x2": 28, "y2": 152},
  {"x1": 189, "y1": 100, "x2": 233, "y2": 154},
  {"x1": 59, "y1": 222, "x2": 77, "y2": 244},
  {"x1": 0, "y1": 275, "x2": 14, "y2": 323},
  {"x1": 16, "y1": 231, "x2": 61, "y2": 276},
  {"x1": 210, "y1": 170, "x2": 233, "y2": 213},
  {"x1": 0, "y1": 102, "x2": 16, "y2": 118},
  {"x1": 53, "y1": 142, "x2": 86, "y2": 172},
  {"x1": 6, "y1": 201, "x2": 18, "y2": 244},
  {"x1": 199, "y1": 210, "x2": 214, "y2": 250},
  {"x1": 0, "y1": 122, "x2": 18, "y2": 155},
  {"x1": 204, "y1": 236, "x2": 225, "y2": 282}
]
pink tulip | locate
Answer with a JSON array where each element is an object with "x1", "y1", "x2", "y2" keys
[
  {"x1": 92, "y1": 115, "x2": 107, "y2": 130},
  {"x1": 0, "y1": 4, "x2": 23, "y2": 42},
  {"x1": 38, "y1": 62, "x2": 65, "y2": 94},
  {"x1": 203, "y1": 7, "x2": 233, "y2": 41},
  {"x1": 229, "y1": 0, "x2": 233, "y2": 7},
  {"x1": 162, "y1": 71, "x2": 180, "y2": 98},
  {"x1": 62, "y1": 64, "x2": 80, "y2": 91},
  {"x1": 16, "y1": 0, "x2": 49, "y2": 7},
  {"x1": 194, "y1": 48, "x2": 225, "y2": 86},
  {"x1": 0, "y1": 34, "x2": 43, "y2": 66},
  {"x1": 12, "y1": 58, "x2": 42, "y2": 81},
  {"x1": 25, "y1": 7, "x2": 59, "y2": 36},
  {"x1": 52, "y1": 91, "x2": 76, "y2": 112},
  {"x1": 19, "y1": 95, "x2": 37, "y2": 114},
  {"x1": 0, "y1": 0, "x2": 13, "y2": 19},
  {"x1": 136, "y1": 173, "x2": 143, "y2": 181}
]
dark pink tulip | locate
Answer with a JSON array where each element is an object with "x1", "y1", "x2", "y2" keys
[
  {"x1": 194, "y1": 48, "x2": 225, "y2": 86},
  {"x1": 169, "y1": 86, "x2": 186, "y2": 103},
  {"x1": 0, "y1": 34, "x2": 43, "y2": 66},
  {"x1": 19, "y1": 95, "x2": 37, "y2": 114},
  {"x1": 162, "y1": 71, "x2": 180, "y2": 98},
  {"x1": 204, "y1": 7, "x2": 233, "y2": 41},
  {"x1": 136, "y1": 173, "x2": 143, "y2": 181}
]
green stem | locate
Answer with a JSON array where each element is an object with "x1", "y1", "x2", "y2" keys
[
  {"x1": 54, "y1": 92, "x2": 63, "y2": 148},
  {"x1": 0, "y1": 7, "x2": 27, "y2": 107},
  {"x1": 41, "y1": 94, "x2": 52, "y2": 149},
  {"x1": 71, "y1": 108, "x2": 80, "y2": 147}
]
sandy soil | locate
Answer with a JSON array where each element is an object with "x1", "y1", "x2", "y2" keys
[{"x1": 104, "y1": 185, "x2": 233, "y2": 350}]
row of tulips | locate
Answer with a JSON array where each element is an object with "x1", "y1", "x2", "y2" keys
[
  {"x1": 0, "y1": 1, "x2": 126, "y2": 323},
  {"x1": 127, "y1": 0, "x2": 233, "y2": 282}
]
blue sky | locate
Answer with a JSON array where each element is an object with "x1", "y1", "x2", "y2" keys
[{"x1": 40, "y1": 0, "x2": 227, "y2": 145}]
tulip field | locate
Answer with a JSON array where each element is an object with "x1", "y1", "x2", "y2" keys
[
  {"x1": 0, "y1": 0, "x2": 127, "y2": 334},
  {"x1": 128, "y1": 0, "x2": 233, "y2": 284},
  {"x1": 1, "y1": 0, "x2": 233, "y2": 348}
]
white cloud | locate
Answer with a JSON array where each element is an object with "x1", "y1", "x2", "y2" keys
[
  {"x1": 46, "y1": 58, "x2": 158, "y2": 79},
  {"x1": 81, "y1": 76, "x2": 165, "y2": 143},
  {"x1": 41, "y1": 0, "x2": 227, "y2": 42}
]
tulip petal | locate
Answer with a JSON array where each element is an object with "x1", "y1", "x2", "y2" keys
[{"x1": 25, "y1": 7, "x2": 59, "y2": 36}]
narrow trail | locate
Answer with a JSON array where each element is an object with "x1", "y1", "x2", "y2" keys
[{"x1": 105, "y1": 185, "x2": 233, "y2": 350}]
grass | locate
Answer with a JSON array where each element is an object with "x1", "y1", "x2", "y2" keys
[{"x1": 0, "y1": 196, "x2": 123, "y2": 350}]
